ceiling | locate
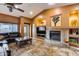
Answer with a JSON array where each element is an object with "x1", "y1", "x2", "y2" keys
[{"x1": 0, "y1": 3, "x2": 74, "y2": 18}]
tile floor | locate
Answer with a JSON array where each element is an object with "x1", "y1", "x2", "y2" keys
[{"x1": 9, "y1": 38, "x2": 79, "y2": 56}]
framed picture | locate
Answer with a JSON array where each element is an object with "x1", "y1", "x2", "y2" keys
[{"x1": 51, "y1": 14, "x2": 61, "y2": 27}]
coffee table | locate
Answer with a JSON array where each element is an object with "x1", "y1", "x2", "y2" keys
[{"x1": 15, "y1": 37, "x2": 32, "y2": 48}]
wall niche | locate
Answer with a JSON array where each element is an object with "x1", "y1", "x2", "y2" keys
[
  {"x1": 69, "y1": 10, "x2": 79, "y2": 26},
  {"x1": 35, "y1": 17, "x2": 46, "y2": 26}
]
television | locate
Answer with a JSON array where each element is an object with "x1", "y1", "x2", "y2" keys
[
  {"x1": 38, "y1": 27, "x2": 45, "y2": 31},
  {"x1": 37, "y1": 26, "x2": 46, "y2": 34}
]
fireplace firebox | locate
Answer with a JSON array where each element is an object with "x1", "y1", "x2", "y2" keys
[{"x1": 50, "y1": 31, "x2": 61, "y2": 41}]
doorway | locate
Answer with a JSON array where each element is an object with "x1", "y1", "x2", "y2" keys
[{"x1": 24, "y1": 24, "x2": 30, "y2": 37}]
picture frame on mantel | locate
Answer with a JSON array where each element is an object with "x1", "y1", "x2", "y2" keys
[{"x1": 51, "y1": 14, "x2": 61, "y2": 27}]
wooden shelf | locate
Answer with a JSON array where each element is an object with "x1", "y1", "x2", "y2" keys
[
  {"x1": 69, "y1": 35, "x2": 79, "y2": 38},
  {"x1": 51, "y1": 26, "x2": 67, "y2": 29},
  {"x1": 68, "y1": 26, "x2": 79, "y2": 28},
  {"x1": 51, "y1": 26, "x2": 79, "y2": 29}
]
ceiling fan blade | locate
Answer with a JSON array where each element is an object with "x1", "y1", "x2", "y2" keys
[
  {"x1": 0, "y1": 3, "x2": 24, "y2": 12},
  {"x1": 15, "y1": 8, "x2": 24, "y2": 12},
  {"x1": 12, "y1": 3, "x2": 22, "y2": 5},
  {"x1": 7, "y1": 6, "x2": 13, "y2": 12},
  {"x1": 6, "y1": 3, "x2": 22, "y2": 5}
]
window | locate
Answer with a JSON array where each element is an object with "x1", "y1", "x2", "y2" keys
[
  {"x1": 12, "y1": 24, "x2": 18, "y2": 32},
  {"x1": 0, "y1": 23, "x2": 18, "y2": 33}
]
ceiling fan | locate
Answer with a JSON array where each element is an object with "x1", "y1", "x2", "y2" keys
[{"x1": 0, "y1": 3, "x2": 24, "y2": 12}]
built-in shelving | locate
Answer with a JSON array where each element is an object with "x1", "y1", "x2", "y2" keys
[{"x1": 69, "y1": 29, "x2": 79, "y2": 47}]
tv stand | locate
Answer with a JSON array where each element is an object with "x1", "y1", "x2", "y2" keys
[{"x1": 37, "y1": 34, "x2": 46, "y2": 37}]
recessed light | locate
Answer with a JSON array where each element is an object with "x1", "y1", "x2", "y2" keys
[
  {"x1": 39, "y1": 15, "x2": 43, "y2": 18},
  {"x1": 48, "y1": 3, "x2": 55, "y2": 6},
  {"x1": 55, "y1": 9, "x2": 62, "y2": 14},
  {"x1": 29, "y1": 11, "x2": 33, "y2": 15}
]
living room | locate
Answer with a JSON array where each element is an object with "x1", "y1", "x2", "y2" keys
[{"x1": 0, "y1": 3, "x2": 79, "y2": 56}]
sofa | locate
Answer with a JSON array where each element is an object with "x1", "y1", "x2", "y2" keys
[{"x1": 0, "y1": 32, "x2": 20, "y2": 44}]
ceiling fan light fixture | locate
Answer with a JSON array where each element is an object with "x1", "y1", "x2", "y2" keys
[{"x1": 14, "y1": 5, "x2": 18, "y2": 8}]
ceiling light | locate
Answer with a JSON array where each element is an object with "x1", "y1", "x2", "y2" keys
[
  {"x1": 39, "y1": 15, "x2": 43, "y2": 18},
  {"x1": 30, "y1": 11, "x2": 33, "y2": 15},
  {"x1": 55, "y1": 9, "x2": 62, "y2": 14},
  {"x1": 48, "y1": 3, "x2": 55, "y2": 5}
]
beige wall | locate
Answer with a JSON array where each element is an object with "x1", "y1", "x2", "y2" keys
[
  {"x1": 32, "y1": 4, "x2": 79, "y2": 29},
  {"x1": 0, "y1": 13, "x2": 19, "y2": 24}
]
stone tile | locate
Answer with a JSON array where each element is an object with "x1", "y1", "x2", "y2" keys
[{"x1": 9, "y1": 38, "x2": 79, "y2": 56}]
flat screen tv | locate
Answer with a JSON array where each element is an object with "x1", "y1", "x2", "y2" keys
[
  {"x1": 39, "y1": 27, "x2": 45, "y2": 31},
  {"x1": 37, "y1": 26, "x2": 46, "y2": 34}
]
